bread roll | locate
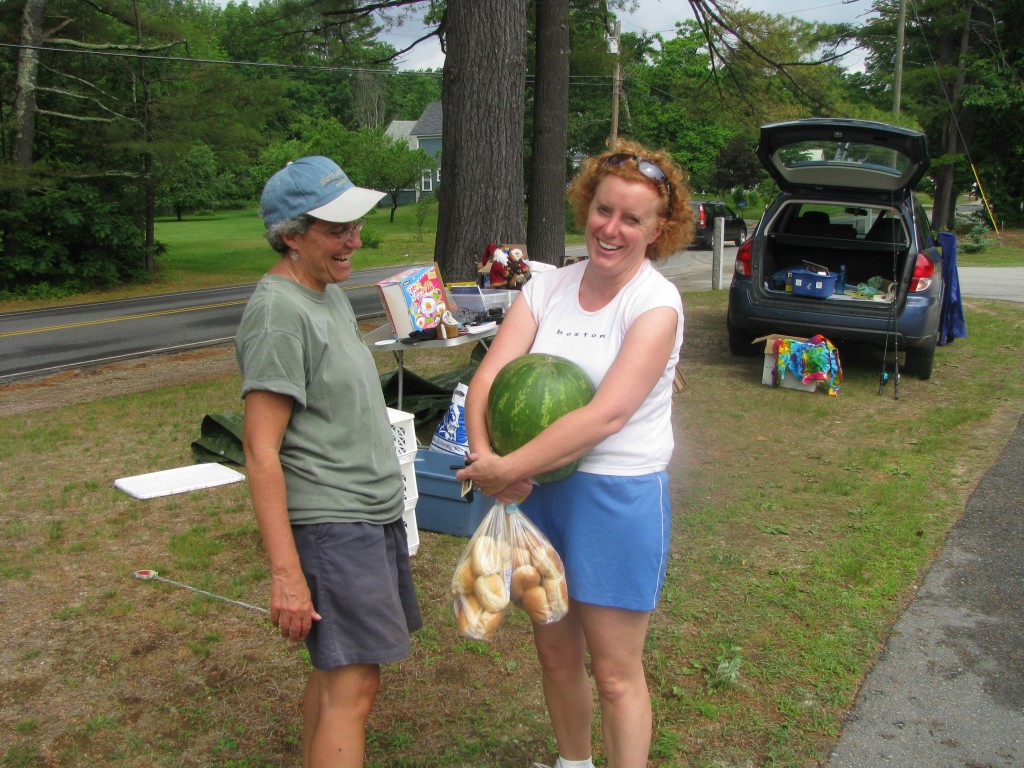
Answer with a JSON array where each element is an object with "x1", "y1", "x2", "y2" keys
[
  {"x1": 530, "y1": 543, "x2": 562, "y2": 580},
  {"x1": 522, "y1": 585, "x2": 552, "y2": 623},
  {"x1": 512, "y1": 546, "x2": 532, "y2": 569},
  {"x1": 475, "y1": 573, "x2": 509, "y2": 612},
  {"x1": 478, "y1": 609, "x2": 504, "y2": 640},
  {"x1": 543, "y1": 575, "x2": 569, "y2": 620},
  {"x1": 455, "y1": 593, "x2": 483, "y2": 637},
  {"x1": 471, "y1": 535, "x2": 503, "y2": 575},
  {"x1": 453, "y1": 559, "x2": 476, "y2": 596},
  {"x1": 511, "y1": 564, "x2": 541, "y2": 600}
]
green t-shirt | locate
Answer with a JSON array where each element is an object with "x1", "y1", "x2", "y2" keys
[{"x1": 235, "y1": 275, "x2": 403, "y2": 525}]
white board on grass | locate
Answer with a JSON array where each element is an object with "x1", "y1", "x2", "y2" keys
[{"x1": 115, "y1": 463, "x2": 245, "y2": 499}]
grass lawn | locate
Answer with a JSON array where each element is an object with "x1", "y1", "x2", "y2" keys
[
  {"x1": 2, "y1": 288, "x2": 1022, "y2": 767},
  {"x1": 1, "y1": 200, "x2": 1022, "y2": 765},
  {"x1": 151, "y1": 206, "x2": 445, "y2": 289}
]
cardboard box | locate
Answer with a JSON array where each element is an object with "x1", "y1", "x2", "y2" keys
[
  {"x1": 412, "y1": 448, "x2": 492, "y2": 536},
  {"x1": 377, "y1": 263, "x2": 450, "y2": 337},
  {"x1": 754, "y1": 334, "x2": 819, "y2": 393}
]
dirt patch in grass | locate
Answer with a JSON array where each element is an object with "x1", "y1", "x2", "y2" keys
[{"x1": 2, "y1": 295, "x2": 1022, "y2": 768}]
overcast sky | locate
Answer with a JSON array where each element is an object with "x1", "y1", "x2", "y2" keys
[{"x1": 380, "y1": 0, "x2": 878, "y2": 70}]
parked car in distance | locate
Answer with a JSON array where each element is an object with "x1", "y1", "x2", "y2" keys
[
  {"x1": 726, "y1": 117, "x2": 945, "y2": 380},
  {"x1": 690, "y1": 200, "x2": 748, "y2": 249}
]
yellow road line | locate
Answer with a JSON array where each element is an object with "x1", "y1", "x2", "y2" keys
[{"x1": 0, "y1": 300, "x2": 248, "y2": 338}]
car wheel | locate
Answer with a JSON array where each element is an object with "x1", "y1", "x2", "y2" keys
[
  {"x1": 904, "y1": 342, "x2": 936, "y2": 380},
  {"x1": 733, "y1": 228, "x2": 747, "y2": 247},
  {"x1": 727, "y1": 324, "x2": 759, "y2": 356}
]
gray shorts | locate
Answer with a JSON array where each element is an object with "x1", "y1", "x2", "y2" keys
[{"x1": 293, "y1": 518, "x2": 422, "y2": 669}]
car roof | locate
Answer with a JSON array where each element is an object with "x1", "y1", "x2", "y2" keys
[{"x1": 757, "y1": 118, "x2": 929, "y2": 195}]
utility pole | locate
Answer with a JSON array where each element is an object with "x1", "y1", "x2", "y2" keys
[
  {"x1": 893, "y1": 0, "x2": 906, "y2": 114},
  {"x1": 610, "y1": 20, "x2": 621, "y2": 141}
]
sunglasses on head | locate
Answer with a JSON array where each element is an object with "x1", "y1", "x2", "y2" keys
[{"x1": 602, "y1": 153, "x2": 674, "y2": 219}]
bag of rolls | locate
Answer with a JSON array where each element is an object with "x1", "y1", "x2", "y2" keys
[
  {"x1": 451, "y1": 502, "x2": 511, "y2": 641},
  {"x1": 506, "y1": 502, "x2": 568, "y2": 625},
  {"x1": 452, "y1": 502, "x2": 567, "y2": 641}
]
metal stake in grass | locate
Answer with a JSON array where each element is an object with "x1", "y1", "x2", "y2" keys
[{"x1": 133, "y1": 569, "x2": 268, "y2": 616}]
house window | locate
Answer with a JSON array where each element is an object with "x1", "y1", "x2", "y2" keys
[{"x1": 421, "y1": 170, "x2": 432, "y2": 192}]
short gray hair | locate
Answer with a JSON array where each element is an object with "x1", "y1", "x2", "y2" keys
[{"x1": 264, "y1": 214, "x2": 315, "y2": 255}]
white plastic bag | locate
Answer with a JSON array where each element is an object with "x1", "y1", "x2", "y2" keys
[{"x1": 430, "y1": 382, "x2": 469, "y2": 456}]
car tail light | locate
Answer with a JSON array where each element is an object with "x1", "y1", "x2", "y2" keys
[
  {"x1": 909, "y1": 253, "x2": 934, "y2": 292},
  {"x1": 698, "y1": 205, "x2": 707, "y2": 228},
  {"x1": 734, "y1": 239, "x2": 752, "y2": 277}
]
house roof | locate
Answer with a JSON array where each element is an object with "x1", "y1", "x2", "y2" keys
[
  {"x1": 385, "y1": 120, "x2": 417, "y2": 147},
  {"x1": 411, "y1": 101, "x2": 443, "y2": 137}
]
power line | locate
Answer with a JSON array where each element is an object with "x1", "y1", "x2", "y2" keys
[
  {"x1": 0, "y1": 42, "x2": 442, "y2": 78},
  {"x1": 0, "y1": 42, "x2": 617, "y2": 87}
]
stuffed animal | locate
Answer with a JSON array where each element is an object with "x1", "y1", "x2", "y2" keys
[
  {"x1": 488, "y1": 248, "x2": 511, "y2": 288},
  {"x1": 506, "y1": 248, "x2": 531, "y2": 288}
]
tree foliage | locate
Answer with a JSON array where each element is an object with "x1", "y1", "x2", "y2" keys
[
  {"x1": 1, "y1": 0, "x2": 1021, "y2": 298},
  {"x1": 857, "y1": 0, "x2": 1022, "y2": 229}
]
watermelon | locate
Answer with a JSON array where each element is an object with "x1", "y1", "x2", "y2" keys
[{"x1": 485, "y1": 353, "x2": 596, "y2": 483}]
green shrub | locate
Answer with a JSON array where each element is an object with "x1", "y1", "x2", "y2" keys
[
  {"x1": 359, "y1": 224, "x2": 382, "y2": 249},
  {"x1": 1, "y1": 184, "x2": 151, "y2": 295}
]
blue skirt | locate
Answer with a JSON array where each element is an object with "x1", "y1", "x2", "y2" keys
[{"x1": 520, "y1": 471, "x2": 671, "y2": 611}]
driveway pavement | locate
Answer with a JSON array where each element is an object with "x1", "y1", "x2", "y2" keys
[{"x1": 956, "y1": 266, "x2": 1024, "y2": 303}]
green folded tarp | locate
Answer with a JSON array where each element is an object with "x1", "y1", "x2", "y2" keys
[{"x1": 191, "y1": 412, "x2": 246, "y2": 465}]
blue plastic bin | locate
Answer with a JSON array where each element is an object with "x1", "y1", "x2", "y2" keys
[
  {"x1": 791, "y1": 268, "x2": 837, "y2": 298},
  {"x1": 413, "y1": 449, "x2": 492, "y2": 536}
]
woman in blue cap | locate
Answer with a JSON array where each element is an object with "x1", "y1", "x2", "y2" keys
[{"x1": 236, "y1": 157, "x2": 421, "y2": 768}]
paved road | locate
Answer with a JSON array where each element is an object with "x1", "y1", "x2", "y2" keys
[
  {"x1": 0, "y1": 247, "x2": 1018, "y2": 383},
  {"x1": 0, "y1": 266, "x2": 405, "y2": 383},
  {"x1": 955, "y1": 267, "x2": 1024, "y2": 303}
]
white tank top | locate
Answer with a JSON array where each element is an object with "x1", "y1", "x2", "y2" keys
[{"x1": 523, "y1": 259, "x2": 684, "y2": 475}]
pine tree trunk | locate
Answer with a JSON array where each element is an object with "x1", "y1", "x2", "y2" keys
[
  {"x1": 526, "y1": 0, "x2": 570, "y2": 267},
  {"x1": 12, "y1": 0, "x2": 46, "y2": 171},
  {"x1": 6, "y1": 0, "x2": 48, "y2": 269},
  {"x1": 931, "y1": 0, "x2": 974, "y2": 232},
  {"x1": 435, "y1": 0, "x2": 527, "y2": 282}
]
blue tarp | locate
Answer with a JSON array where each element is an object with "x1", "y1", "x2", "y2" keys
[{"x1": 937, "y1": 231, "x2": 968, "y2": 345}]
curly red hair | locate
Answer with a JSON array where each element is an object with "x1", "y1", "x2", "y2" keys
[{"x1": 568, "y1": 138, "x2": 695, "y2": 261}]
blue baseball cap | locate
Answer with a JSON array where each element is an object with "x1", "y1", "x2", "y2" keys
[{"x1": 259, "y1": 156, "x2": 386, "y2": 228}]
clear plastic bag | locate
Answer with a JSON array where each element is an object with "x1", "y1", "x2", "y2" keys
[
  {"x1": 506, "y1": 503, "x2": 568, "y2": 625},
  {"x1": 451, "y1": 502, "x2": 567, "y2": 641},
  {"x1": 451, "y1": 502, "x2": 511, "y2": 641}
]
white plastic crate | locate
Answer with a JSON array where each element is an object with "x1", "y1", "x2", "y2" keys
[
  {"x1": 387, "y1": 407, "x2": 417, "y2": 461},
  {"x1": 400, "y1": 459, "x2": 418, "y2": 506},
  {"x1": 403, "y1": 497, "x2": 419, "y2": 556}
]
